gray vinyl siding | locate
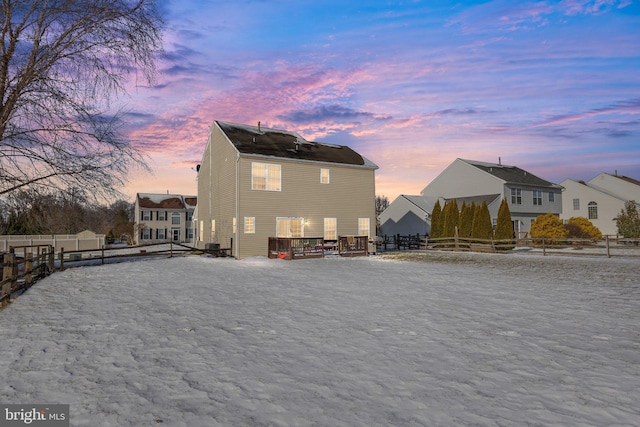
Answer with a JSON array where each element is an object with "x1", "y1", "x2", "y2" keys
[{"x1": 237, "y1": 156, "x2": 376, "y2": 259}]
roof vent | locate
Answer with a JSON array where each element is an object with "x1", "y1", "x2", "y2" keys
[
  {"x1": 258, "y1": 121, "x2": 261, "y2": 132},
  {"x1": 498, "y1": 157, "x2": 501, "y2": 166}
]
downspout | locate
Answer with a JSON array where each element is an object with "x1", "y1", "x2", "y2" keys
[{"x1": 235, "y1": 151, "x2": 240, "y2": 257}]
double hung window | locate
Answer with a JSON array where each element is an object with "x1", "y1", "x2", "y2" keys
[
  {"x1": 252, "y1": 162, "x2": 281, "y2": 191},
  {"x1": 511, "y1": 188, "x2": 522, "y2": 205}
]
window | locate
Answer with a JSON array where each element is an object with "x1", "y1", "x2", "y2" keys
[
  {"x1": 533, "y1": 190, "x2": 543, "y2": 206},
  {"x1": 320, "y1": 168, "x2": 330, "y2": 184},
  {"x1": 276, "y1": 217, "x2": 304, "y2": 238},
  {"x1": 156, "y1": 228, "x2": 166, "y2": 240},
  {"x1": 588, "y1": 201, "x2": 598, "y2": 220},
  {"x1": 511, "y1": 188, "x2": 522, "y2": 205},
  {"x1": 548, "y1": 192, "x2": 555, "y2": 203},
  {"x1": 157, "y1": 211, "x2": 167, "y2": 221},
  {"x1": 186, "y1": 211, "x2": 193, "y2": 222},
  {"x1": 142, "y1": 210, "x2": 151, "y2": 221},
  {"x1": 211, "y1": 219, "x2": 215, "y2": 241},
  {"x1": 187, "y1": 227, "x2": 194, "y2": 240},
  {"x1": 573, "y1": 198, "x2": 580, "y2": 210},
  {"x1": 172, "y1": 212, "x2": 181, "y2": 225},
  {"x1": 233, "y1": 217, "x2": 237, "y2": 234},
  {"x1": 142, "y1": 228, "x2": 151, "y2": 239},
  {"x1": 244, "y1": 217, "x2": 255, "y2": 234},
  {"x1": 358, "y1": 218, "x2": 370, "y2": 238},
  {"x1": 252, "y1": 162, "x2": 281, "y2": 191},
  {"x1": 324, "y1": 218, "x2": 337, "y2": 240},
  {"x1": 199, "y1": 220, "x2": 204, "y2": 241}
]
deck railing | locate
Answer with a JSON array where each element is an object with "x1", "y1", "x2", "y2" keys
[
  {"x1": 337, "y1": 235, "x2": 369, "y2": 257},
  {"x1": 268, "y1": 237, "x2": 326, "y2": 260}
]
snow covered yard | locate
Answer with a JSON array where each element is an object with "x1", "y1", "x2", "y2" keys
[{"x1": 1, "y1": 252, "x2": 639, "y2": 427}]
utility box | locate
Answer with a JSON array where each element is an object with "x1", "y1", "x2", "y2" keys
[{"x1": 205, "y1": 243, "x2": 220, "y2": 251}]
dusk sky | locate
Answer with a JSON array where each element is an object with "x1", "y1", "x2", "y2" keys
[{"x1": 122, "y1": 0, "x2": 640, "y2": 202}]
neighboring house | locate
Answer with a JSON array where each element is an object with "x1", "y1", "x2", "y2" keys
[
  {"x1": 560, "y1": 173, "x2": 640, "y2": 236},
  {"x1": 134, "y1": 193, "x2": 197, "y2": 245},
  {"x1": 195, "y1": 120, "x2": 378, "y2": 259},
  {"x1": 379, "y1": 158, "x2": 563, "y2": 236},
  {"x1": 378, "y1": 195, "x2": 436, "y2": 237}
]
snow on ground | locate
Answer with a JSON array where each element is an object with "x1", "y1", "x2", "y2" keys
[{"x1": 1, "y1": 251, "x2": 639, "y2": 427}]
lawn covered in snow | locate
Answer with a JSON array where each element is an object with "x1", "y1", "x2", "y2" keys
[{"x1": 1, "y1": 251, "x2": 639, "y2": 426}]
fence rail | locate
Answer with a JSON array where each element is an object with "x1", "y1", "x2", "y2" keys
[
  {"x1": 378, "y1": 234, "x2": 640, "y2": 258},
  {"x1": 1, "y1": 245, "x2": 55, "y2": 307}
]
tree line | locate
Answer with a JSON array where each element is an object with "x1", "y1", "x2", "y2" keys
[
  {"x1": 427, "y1": 198, "x2": 635, "y2": 240},
  {"x1": 0, "y1": 191, "x2": 135, "y2": 243},
  {"x1": 429, "y1": 199, "x2": 515, "y2": 240}
]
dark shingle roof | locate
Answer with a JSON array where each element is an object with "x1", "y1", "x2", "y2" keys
[
  {"x1": 463, "y1": 159, "x2": 560, "y2": 188},
  {"x1": 137, "y1": 194, "x2": 197, "y2": 209},
  {"x1": 217, "y1": 121, "x2": 373, "y2": 167}
]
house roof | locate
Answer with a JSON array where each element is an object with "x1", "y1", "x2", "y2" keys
[
  {"x1": 608, "y1": 173, "x2": 640, "y2": 187},
  {"x1": 445, "y1": 193, "x2": 501, "y2": 207},
  {"x1": 461, "y1": 159, "x2": 561, "y2": 188},
  {"x1": 216, "y1": 121, "x2": 377, "y2": 168},
  {"x1": 402, "y1": 195, "x2": 433, "y2": 213},
  {"x1": 137, "y1": 193, "x2": 197, "y2": 210}
]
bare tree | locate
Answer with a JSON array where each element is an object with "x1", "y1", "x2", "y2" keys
[
  {"x1": 0, "y1": 0, "x2": 163, "y2": 201},
  {"x1": 375, "y1": 195, "x2": 389, "y2": 217}
]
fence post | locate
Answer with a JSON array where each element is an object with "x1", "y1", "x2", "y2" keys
[
  {"x1": 25, "y1": 252, "x2": 33, "y2": 285},
  {"x1": 542, "y1": 238, "x2": 546, "y2": 256},
  {"x1": 2, "y1": 253, "x2": 15, "y2": 302},
  {"x1": 102, "y1": 245, "x2": 105, "y2": 265},
  {"x1": 48, "y1": 246, "x2": 54, "y2": 273},
  {"x1": 59, "y1": 247, "x2": 65, "y2": 271},
  {"x1": 170, "y1": 241, "x2": 173, "y2": 258},
  {"x1": 454, "y1": 227, "x2": 459, "y2": 250},
  {"x1": 606, "y1": 235, "x2": 611, "y2": 258}
]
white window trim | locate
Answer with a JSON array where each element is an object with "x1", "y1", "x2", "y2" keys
[
  {"x1": 324, "y1": 218, "x2": 337, "y2": 240},
  {"x1": 276, "y1": 217, "x2": 304, "y2": 238},
  {"x1": 244, "y1": 217, "x2": 256, "y2": 234},
  {"x1": 252, "y1": 162, "x2": 282, "y2": 191},
  {"x1": 321, "y1": 168, "x2": 330, "y2": 184},
  {"x1": 172, "y1": 212, "x2": 181, "y2": 225}
]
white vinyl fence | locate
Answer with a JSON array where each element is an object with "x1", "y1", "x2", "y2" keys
[{"x1": 0, "y1": 231, "x2": 105, "y2": 254}]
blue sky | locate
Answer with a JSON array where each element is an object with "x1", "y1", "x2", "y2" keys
[{"x1": 123, "y1": 0, "x2": 640, "y2": 201}]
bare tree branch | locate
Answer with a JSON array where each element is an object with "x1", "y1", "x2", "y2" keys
[{"x1": 0, "y1": 0, "x2": 163, "y2": 202}]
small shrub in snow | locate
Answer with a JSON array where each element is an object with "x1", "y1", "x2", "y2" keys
[
  {"x1": 530, "y1": 213, "x2": 569, "y2": 239},
  {"x1": 566, "y1": 217, "x2": 602, "y2": 240}
]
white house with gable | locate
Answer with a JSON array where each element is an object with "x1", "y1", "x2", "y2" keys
[{"x1": 560, "y1": 173, "x2": 640, "y2": 236}]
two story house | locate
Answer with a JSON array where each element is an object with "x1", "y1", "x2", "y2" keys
[
  {"x1": 380, "y1": 158, "x2": 563, "y2": 237},
  {"x1": 134, "y1": 193, "x2": 197, "y2": 245},
  {"x1": 561, "y1": 173, "x2": 640, "y2": 236},
  {"x1": 195, "y1": 120, "x2": 378, "y2": 259}
]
